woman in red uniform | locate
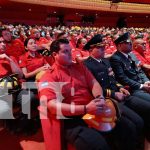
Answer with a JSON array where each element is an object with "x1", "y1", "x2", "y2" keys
[
  {"x1": 17, "y1": 37, "x2": 51, "y2": 133},
  {"x1": 72, "y1": 38, "x2": 89, "y2": 62},
  {"x1": 19, "y1": 37, "x2": 50, "y2": 82}
]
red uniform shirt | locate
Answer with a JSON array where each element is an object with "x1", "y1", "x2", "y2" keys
[
  {"x1": 0, "y1": 56, "x2": 16, "y2": 78},
  {"x1": 105, "y1": 44, "x2": 116, "y2": 55},
  {"x1": 19, "y1": 52, "x2": 47, "y2": 73},
  {"x1": 5, "y1": 39, "x2": 25, "y2": 61},
  {"x1": 35, "y1": 37, "x2": 50, "y2": 46},
  {"x1": 132, "y1": 50, "x2": 150, "y2": 65},
  {"x1": 38, "y1": 63, "x2": 96, "y2": 105},
  {"x1": 72, "y1": 48, "x2": 89, "y2": 62}
]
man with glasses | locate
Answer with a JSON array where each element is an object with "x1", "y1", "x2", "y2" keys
[
  {"x1": 2, "y1": 28, "x2": 25, "y2": 61},
  {"x1": 37, "y1": 38, "x2": 138, "y2": 150},
  {"x1": 110, "y1": 33, "x2": 150, "y2": 140},
  {"x1": 132, "y1": 38, "x2": 150, "y2": 77},
  {"x1": 0, "y1": 30, "x2": 23, "y2": 119},
  {"x1": 110, "y1": 32, "x2": 150, "y2": 102},
  {"x1": 83, "y1": 34, "x2": 150, "y2": 147}
]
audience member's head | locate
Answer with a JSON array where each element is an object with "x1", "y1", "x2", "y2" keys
[
  {"x1": 76, "y1": 38, "x2": 87, "y2": 49},
  {"x1": 114, "y1": 32, "x2": 132, "y2": 54},
  {"x1": 2, "y1": 28, "x2": 12, "y2": 42},
  {"x1": 24, "y1": 37, "x2": 37, "y2": 52},
  {"x1": 50, "y1": 39, "x2": 72, "y2": 65},
  {"x1": 133, "y1": 38, "x2": 146, "y2": 54},
  {"x1": 84, "y1": 34, "x2": 105, "y2": 59}
]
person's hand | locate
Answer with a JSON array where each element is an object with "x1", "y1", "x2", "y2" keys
[
  {"x1": 86, "y1": 97, "x2": 106, "y2": 115},
  {"x1": 114, "y1": 92, "x2": 125, "y2": 102},
  {"x1": 144, "y1": 81, "x2": 150, "y2": 86},
  {"x1": 44, "y1": 64, "x2": 51, "y2": 69},
  {"x1": 0, "y1": 54, "x2": 10, "y2": 61},
  {"x1": 119, "y1": 88, "x2": 130, "y2": 96},
  {"x1": 142, "y1": 83, "x2": 150, "y2": 93}
]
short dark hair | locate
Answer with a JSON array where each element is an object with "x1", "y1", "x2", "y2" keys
[
  {"x1": 24, "y1": 37, "x2": 33, "y2": 47},
  {"x1": 50, "y1": 39, "x2": 69, "y2": 54},
  {"x1": 0, "y1": 27, "x2": 7, "y2": 37},
  {"x1": 0, "y1": 29, "x2": 2, "y2": 37},
  {"x1": 56, "y1": 32, "x2": 66, "y2": 40},
  {"x1": 76, "y1": 38, "x2": 83, "y2": 48}
]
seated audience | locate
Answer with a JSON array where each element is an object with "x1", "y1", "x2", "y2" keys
[
  {"x1": 2, "y1": 28, "x2": 25, "y2": 61},
  {"x1": 84, "y1": 34, "x2": 150, "y2": 148},
  {"x1": 0, "y1": 30, "x2": 23, "y2": 119},
  {"x1": 110, "y1": 32, "x2": 150, "y2": 140},
  {"x1": 37, "y1": 38, "x2": 138, "y2": 150}
]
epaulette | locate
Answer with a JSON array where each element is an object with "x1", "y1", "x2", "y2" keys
[
  {"x1": 106, "y1": 89, "x2": 112, "y2": 97},
  {"x1": 116, "y1": 83, "x2": 123, "y2": 88}
]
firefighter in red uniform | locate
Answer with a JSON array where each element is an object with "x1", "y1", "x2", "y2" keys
[
  {"x1": 132, "y1": 38, "x2": 150, "y2": 77},
  {"x1": 19, "y1": 37, "x2": 50, "y2": 82},
  {"x1": 16, "y1": 37, "x2": 51, "y2": 134},
  {"x1": 37, "y1": 39, "x2": 137, "y2": 150},
  {"x1": 2, "y1": 28, "x2": 25, "y2": 62},
  {"x1": 30, "y1": 28, "x2": 51, "y2": 51},
  {"x1": 18, "y1": 37, "x2": 50, "y2": 109},
  {"x1": 72, "y1": 37, "x2": 89, "y2": 62},
  {"x1": 30, "y1": 28, "x2": 53, "y2": 65},
  {"x1": 0, "y1": 30, "x2": 23, "y2": 119}
]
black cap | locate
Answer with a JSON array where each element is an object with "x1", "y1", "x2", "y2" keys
[
  {"x1": 83, "y1": 34, "x2": 103, "y2": 50},
  {"x1": 114, "y1": 32, "x2": 131, "y2": 45}
]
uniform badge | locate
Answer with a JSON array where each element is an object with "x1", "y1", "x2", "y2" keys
[
  {"x1": 19, "y1": 60, "x2": 22, "y2": 64},
  {"x1": 108, "y1": 67, "x2": 114, "y2": 76},
  {"x1": 40, "y1": 82, "x2": 49, "y2": 87}
]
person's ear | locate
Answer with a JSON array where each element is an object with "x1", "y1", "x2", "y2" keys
[
  {"x1": 25, "y1": 46, "x2": 28, "y2": 51},
  {"x1": 88, "y1": 49, "x2": 92, "y2": 53},
  {"x1": 52, "y1": 52, "x2": 57, "y2": 57},
  {"x1": 134, "y1": 45, "x2": 137, "y2": 49}
]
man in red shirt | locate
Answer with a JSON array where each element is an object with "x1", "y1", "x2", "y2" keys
[
  {"x1": 37, "y1": 39, "x2": 137, "y2": 150},
  {"x1": 30, "y1": 28, "x2": 51, "y2": 51},
  {"x1": 132, "y1": 38, "x2": 150, "y2": 77},
  {"x1": 0, "y1": 31, "x2": 23, "y2": 119},
  {"x1": 2, "y1": 28, "x2": 25, "y2": 61},
  {"x1": 30, "y1": 28, "x2": 53, "y2": 65}
]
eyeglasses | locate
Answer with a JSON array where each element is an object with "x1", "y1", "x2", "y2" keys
[
  {"x1": 120, "y1": 41, "x2": 132, "y2": 45},
  {"x1": 0, "y1": 40, "x2": 5, "y2": 44},
  {"x1": 138, "y1": 43, "x2": 146, "y2": 46}
]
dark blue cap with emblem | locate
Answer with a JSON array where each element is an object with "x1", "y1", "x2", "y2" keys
[
  {"x1": 114, "y1": 32, "x2": 131, "y2": 45},
  {"x1": 83, "y1": 34, "x2": 103, "y2": 50}
]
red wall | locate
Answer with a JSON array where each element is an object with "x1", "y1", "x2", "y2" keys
[{"x1": 0, "y1": 9, "x2": 150, "y2": 27}]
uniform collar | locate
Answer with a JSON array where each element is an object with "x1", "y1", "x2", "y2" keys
[
  {"x1": 26, "y1": 51, "x2": 39, "y2": 58},
  {"x1": 90, "y1": 56, "x2": 102, "y2": 63},
  {"x1": 53, "y1": 62, "x2": 73, "y2": 70}
]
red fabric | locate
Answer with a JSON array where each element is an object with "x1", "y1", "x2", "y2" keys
[
  {"x1": 19, "y1": 52, "x2": 47, "y2": 72},
  {"x1": 44, "y1": 55, "x2": 55, "y2": 66},
  {"x1": 132, "y1": 50, "x2": 150, "y2": 65},
  {"x1": 69, "y1": 41, "x2": 76, "y2": 50},
  {"x1": 72, "y1": 48, "x2": 89, "y2": 61},
  {"x1": 105, "y1": 44, "x2": 116, "y2": 54},
  {"x1": 0, "y1": 56, "x2": 16, "y2": 78},
  {"x1": 35, "y1": 37, "x2": 50, "y2": 46},
  {"x1": 39, "y1": 106, "x2": 75, "y2": 150},
  {"x1": 38, "y1": 62, "x2": 95, "y2": 105},
  {"x1": 5, "y1": 39, "x2": 25, "y2": 61}
]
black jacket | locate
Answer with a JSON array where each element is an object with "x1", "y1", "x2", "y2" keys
[
  {"x1": 84, "y1": 56, "x2": 123, "y2": 98},
  {"x1": 110, "y1": 51, "x2": 149, "y2": 91}
]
